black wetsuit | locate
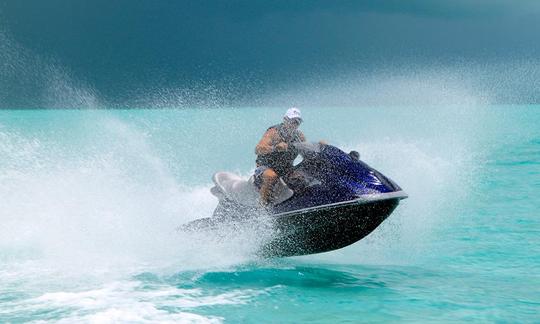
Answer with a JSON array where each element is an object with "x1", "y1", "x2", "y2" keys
[{"x1": 256, "y1": 123, "x2": 303, "y2": 178}]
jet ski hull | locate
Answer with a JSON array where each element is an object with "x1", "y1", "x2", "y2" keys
[
  {"x1": 180, "y1": 193, "x2": 404, "y2": 258},
  {"x1": 260, "y1": 197, "x2": 400, "y2": 257}
]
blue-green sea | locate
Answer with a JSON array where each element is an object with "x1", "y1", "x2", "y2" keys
[{"x1": 0, "y1": 106, "x2": 539, "y2": 322}]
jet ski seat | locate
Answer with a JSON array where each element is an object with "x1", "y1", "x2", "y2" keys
[{"x1": 211, "y1": 172, "x2": 294, "y2": 207}]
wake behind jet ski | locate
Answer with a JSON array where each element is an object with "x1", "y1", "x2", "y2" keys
[{"x1": 181, "y1": 142, "x2": 408, "y2": 257}]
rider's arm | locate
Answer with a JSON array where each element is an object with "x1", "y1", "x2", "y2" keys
[{"x1": 255, "y1": 128, "x2": 278, "y2": 155}]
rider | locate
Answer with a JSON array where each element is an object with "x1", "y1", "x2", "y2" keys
[{"x1": 255, "y1": 107, "x2": 306, "y2": 206}]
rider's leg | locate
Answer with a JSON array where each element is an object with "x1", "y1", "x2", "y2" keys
[{"x1": 260, "y1": 168, "x2": 279, "y2": 206}]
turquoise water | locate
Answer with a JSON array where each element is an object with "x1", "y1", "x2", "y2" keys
[{"x1": 0, "y1": 106, "x2": 539, "y2": 322}]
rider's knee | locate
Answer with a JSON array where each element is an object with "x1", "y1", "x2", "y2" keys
[{"x1": 262, "y1": 168, "x2": 278, "y2": 182}]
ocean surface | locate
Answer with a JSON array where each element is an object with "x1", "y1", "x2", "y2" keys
[{"x1": 0, "y1": 106, "x2": 538, "y2": 322}]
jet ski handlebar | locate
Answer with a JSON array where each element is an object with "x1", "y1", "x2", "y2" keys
[{"x1": 291, "y1": 141, "x2": 322, "y2": 155}]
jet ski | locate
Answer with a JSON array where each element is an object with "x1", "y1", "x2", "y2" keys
[{"x1": 181, "y1": 142, "x2": 407, "y2": 257}]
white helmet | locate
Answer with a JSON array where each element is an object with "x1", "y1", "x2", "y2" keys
[{"x1": 284, "y1": 107, "x2": 302, "y2": 122}]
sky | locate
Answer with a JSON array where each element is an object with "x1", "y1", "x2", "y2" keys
[{"x1": 1, "y1": 0, "x2": 539, "y2": 107}]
